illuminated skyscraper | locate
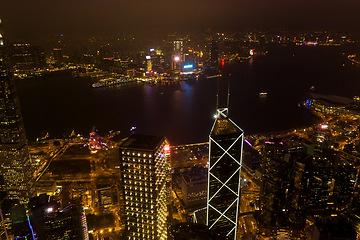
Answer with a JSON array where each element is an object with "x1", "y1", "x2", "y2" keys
[
  {"x1": 120, "y1": 134, "x2": 171, "y2": 240},
  {"x1": 0, "y1": 19, "x2": 34, "y2": 204},
  {"x1": 207, "y1": 108, "x2": 243, "y2": 240},
  {"x1": 173, "y1": 40, "x2": 183, "y2": 61}
]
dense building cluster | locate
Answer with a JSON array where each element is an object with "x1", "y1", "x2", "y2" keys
[{"x1": 1, "y1": 16, "x2": 360, "y2": 240}]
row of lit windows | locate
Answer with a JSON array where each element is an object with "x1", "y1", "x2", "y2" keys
[
  {"x1": 125, "y1": 202, "x2": 155, "y2": 209},
  {"x1": 124, "y1": 180, "x2": 154, "y2": 185},
  {"x1": 123, "y1": 169, "x2": 153, "y2": 176},
  {"x1": 122, "y1": 151, "x2": 153, "y2": 158},
  {"x1": 125, "y1": 197, "x2": 154, "y2": 203},
  {"x1": 128, "y1": 222, "x2": 156, "y2": 227},
  {"x1": 122, "y1": 157, "x2": 154, "y2": 164},
  {"x1": 128, "y1": 233, "x2": 155, "y2": 240},
  {"x1": 125, "y1": 192, "x2": 153, "y2": 197},
  {"x1": 123, "y1": 163, "x2": 153, "y2": 170},
  {"x1": 125, "y1": 212, "x2": 154, "y2": 218},
  {"x1": 123, "y1": 172, "x2": 153, "y2": 179},
  {"x1": 124, "y1": 183, "x2": 153, "y2": 189}
]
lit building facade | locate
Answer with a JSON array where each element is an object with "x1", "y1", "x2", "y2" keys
[
  {"x1": 29, "y1": 195, "x2": 89, "y2": 240},
  {"x1": 173, "y1": 40, "x2": 183, "y2": 61},
  {"x1": 0, "y1": 19, "x2": 34, "y2": 204},
  {"x1": 182, "y1": 166, "x2": 207, "y2": 210},
  {"x1": 120, "y1": 134, "x2": 171, "y2": 240},
  {"x1": 207, "y1": 108, "x2": 243, "y2": 240}
]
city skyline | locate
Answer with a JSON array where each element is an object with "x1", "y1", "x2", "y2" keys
[{"x1": 0, "y1": 2, "x2": 360, "y2": 238}]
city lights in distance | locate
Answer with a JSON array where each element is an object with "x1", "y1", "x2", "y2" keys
[
  {"x1": 250, "y1": 49, "x2": 254, "y2": 56},
  {"x1": 174, "y1": 56, "x2": 180, "y2": 62},
  {"x1": 150, "y1": 48, "x2": 155, "y2": 52},
  {"x1": 146, "y1": 56, "x2": 151, "y2": 60},
  {"x1": 46, "y1": 207, "x2": 53, "y2": 213}
]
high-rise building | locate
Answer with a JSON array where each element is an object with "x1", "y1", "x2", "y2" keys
[
  {"x1": 210, "y1": 40, "x2": 219, "y2": 66},
  {"x1": 173, "y1": 40, "x2": 183, "y2": 61},
  {"x1": 28, "y1": 194, "x2": 89, "y2": 240},
  {"x1": 10, "y1": 43, "x2": 46, "y2": 78},
  {"x1": 207, "y1": 108, "x2": 244, "y2": 240},
  {"x1": 333, "y1": 160, "x2": 357, "y2": 207},
  {"x1": 260, "y1": 139, "x2": 291, "y2": 230},
  {"x1": 0, "y1": 19, "x2": 34, "y2": 204},
  {"x1": 120, "y1": 134, "x2": 171, "y2": 240}
]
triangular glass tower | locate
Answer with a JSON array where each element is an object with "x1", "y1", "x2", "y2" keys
[{"x1": 207, "y1": 108, "x2": 243, "y2": 240}]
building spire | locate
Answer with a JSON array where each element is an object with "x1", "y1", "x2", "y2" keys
[
  {"x1": 216, "y1": 77, "x2": 220, "y2": 110},
  {"x1": 227, "y1": 74, "x2": 231, "y2": 111}
]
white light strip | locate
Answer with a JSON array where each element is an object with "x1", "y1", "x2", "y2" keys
[
  {"x1": 208, "y1": 170, "x2": 239, "y2": 202},
  {"x1": 209, "y1": 197, "x2": 238, "y2": 228},
  {"x1": 209, "y1": 135, "x2": 242, "y2": 169}
]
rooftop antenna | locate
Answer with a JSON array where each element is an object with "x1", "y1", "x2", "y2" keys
[
  {"x1": 216, "y1": 76, "x2": 220, "y2": 110},
  {"x1": 227, "y1": 74, "x2": 231, "y2": 111}
]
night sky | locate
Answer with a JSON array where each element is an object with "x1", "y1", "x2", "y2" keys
[{"x1": 1, "y1": 0, "x2": 360, "y2": 39}]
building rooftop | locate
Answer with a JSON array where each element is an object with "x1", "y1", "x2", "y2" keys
[
  {"x1": 183, "y1": 166, "x2": 208, "y2": 184},
  {"x1": 310, "y1": 93, "x2": 353, "y2": 107},
  {"x1": 211, "y1": 115, "x2": 243, "y2": 137},
  {"x1": 121, "y1": 134, "x2": 165, "y2": 151}
]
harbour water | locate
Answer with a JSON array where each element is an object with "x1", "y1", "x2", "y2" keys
[{"x1": 17, "y1": 45, "x2": 360, "y2": 145}]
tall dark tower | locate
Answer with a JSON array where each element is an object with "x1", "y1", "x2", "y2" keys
[
  {"x1": 210, "y1": 40, "x2": 219, "y2": 66},
  {"x1": 0, "y1": 19, "x2": 34, "y2": 204},
  {"x1": 207, "y1": 106, "x2": 244, "y2": 240}
]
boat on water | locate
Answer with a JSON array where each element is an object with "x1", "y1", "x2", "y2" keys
[
  {"x1": 206, "y1": 74, "x2": 222, "y2": 79},
  {"x1": 259, "y1": 92, "x2": 267, "y2": 97},
  {"x1": 92, "y1": 77, "x2": 135, "y2": 88}
]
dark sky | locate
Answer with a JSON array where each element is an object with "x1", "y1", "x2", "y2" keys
[{"x1": 1, "y1": 0, "x2": 360, "y2": 39}]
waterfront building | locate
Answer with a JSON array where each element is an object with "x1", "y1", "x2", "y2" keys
[
  {"x1": 10, "y1": 43, "x2": 45, "y2": 78},
  {"x1": 173, "y1": 40, "x2": 184, "y2": 62},
  {"x1": 11, "y1": 43, "x2": 34, "y2": 77},
  {"x1": 305, "y1": 93, "x2": 356, "y2": 117},
  {"x1": 0, "y1": 19, "x2": 34, "y2": 204},
  {"x1": 210, "y1": 40, "x2": 219, "y2": 66},
  {"x1": 172, "y1": 40, "x2": 184, "y2": 72},
  {"x1": 207, "y1": 108, "x2": 244, "y2": 240},
  {"x1": 119, "y1": 134, "x2": 171, "y2": 240}
]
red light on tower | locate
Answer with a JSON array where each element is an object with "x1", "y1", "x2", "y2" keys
[
  {"x1": 164, "y1": 145, "x2": 170, "y2": 152},
  {"x1": 221, "y1": 59, "x2": 225, "y2": 66}
]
